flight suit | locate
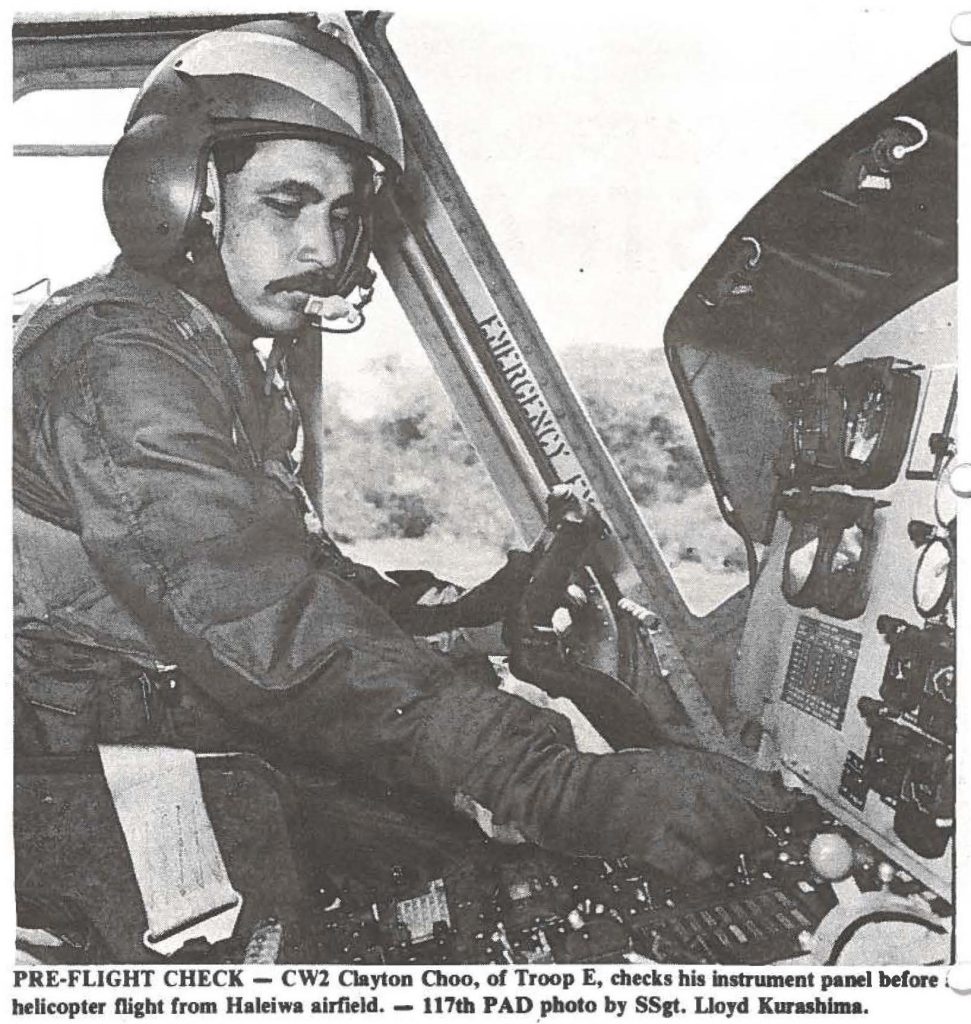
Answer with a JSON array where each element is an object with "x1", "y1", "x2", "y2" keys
[{"x1": 13, "y1": 259, "x2": 788, "y2": 883}]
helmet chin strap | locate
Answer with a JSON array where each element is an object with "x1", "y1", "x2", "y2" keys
[{"x1": 170, "y1": 227, "x2": 267, "y2": 338}]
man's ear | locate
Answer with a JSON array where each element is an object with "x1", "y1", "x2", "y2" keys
[{"x1": 199, "y1": 156, "x2": 223, "y2": 246}]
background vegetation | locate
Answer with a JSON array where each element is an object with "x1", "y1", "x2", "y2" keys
[{"x1": 325, "y1": 345, "x2": 747, "y2": 612}]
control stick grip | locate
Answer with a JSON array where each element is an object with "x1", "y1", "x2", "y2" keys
[{"x1": 516, "y1": 487, "x2": 607, "y2": 627}]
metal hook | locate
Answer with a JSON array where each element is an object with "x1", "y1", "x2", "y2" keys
[
  {"x1": 317, "y1": 21, "x2": 347, "y2": 41},
  {"x1": 890, "y1": 115, "x2": 929, "y2": 160},
  {"x1": 741, "y1": 235, "x2": 762, "y2": 268}
]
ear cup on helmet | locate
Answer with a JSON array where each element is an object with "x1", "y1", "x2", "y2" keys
[{"x1": 103, "y1": 112, "x2": 211, "y2": 270}]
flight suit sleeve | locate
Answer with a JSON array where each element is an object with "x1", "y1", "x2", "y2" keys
[
  {"x1": 41, "y1": 308, "x2": 454, "y2": 774},
  {"x1": 37, "y1": 306, "x2": 797, "y2": 885}
]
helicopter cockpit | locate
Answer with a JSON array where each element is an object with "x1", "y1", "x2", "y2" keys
[{"x1": 11, "y1": 11, "x2": 956, "y2": 967}]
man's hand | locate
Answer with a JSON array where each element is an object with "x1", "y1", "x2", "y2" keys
[
  {"x1": 384, "y1": 551, "x2": 534, "y2": 635},
  {"x1": 442, "y1": 550, "x2": 533, "y2": 627},
  {"x1": 614, "y1": 747, "x2": 800, "y2": 884}
]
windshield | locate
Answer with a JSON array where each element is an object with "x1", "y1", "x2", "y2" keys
[{"x1": 385, "y1": 8, "x2": 953, "y2": 614}]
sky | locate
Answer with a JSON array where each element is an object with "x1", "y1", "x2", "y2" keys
[
  {"x1": 9, "y1": 1, "x2": 958, "y2": 383},
  {"x1": 388, "y1": 3, "x2": 957, "y2": 352}
]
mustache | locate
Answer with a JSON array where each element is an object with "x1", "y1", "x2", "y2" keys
[{"x1": 265, "y1": 269, "x2": 339, "y2": 296}]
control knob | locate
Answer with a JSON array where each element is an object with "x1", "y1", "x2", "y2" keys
[{"x1": 808, "y1": 833, "x2": 854, "y2": 882}]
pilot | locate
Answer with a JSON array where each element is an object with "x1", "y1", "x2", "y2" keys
[{"x1": 13, "y1": 19, "x2": 789, "y2": 885}]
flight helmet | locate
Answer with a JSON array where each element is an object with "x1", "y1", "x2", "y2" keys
[{"x1": 103, "y1": 19, "x2": 404, "y2": 302}]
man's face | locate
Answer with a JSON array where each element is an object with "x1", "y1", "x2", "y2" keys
[{"x1": 218, "y1": 138, "x2": 365, "y2": 335}]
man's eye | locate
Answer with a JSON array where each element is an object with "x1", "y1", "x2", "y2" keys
[{"x1": 264, "y1": 197, "x2": 302, "y2": 218}]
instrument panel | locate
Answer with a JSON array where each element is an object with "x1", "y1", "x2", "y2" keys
[
  {"x1": 307, "y1": 806, "x2": 949, "y2": 966},
  {"x1": 732, "y1": 284, "x2": 956, "y2": 900}
]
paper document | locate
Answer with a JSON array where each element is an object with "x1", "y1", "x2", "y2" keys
[{"x1": 98, "y1": 745, "x2": 242, "y2": 956}]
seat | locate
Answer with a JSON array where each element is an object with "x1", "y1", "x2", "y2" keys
[{"x1": 14, "y1": 750, "x2": 489, "y2": 962}]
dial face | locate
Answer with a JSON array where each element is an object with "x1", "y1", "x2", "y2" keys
[
  {"x1": 925, "y1": 663, "x2": 954, "y2": 704},
  {"x1": 889, "y1": 653, "x2": 915, "y2": 682},
  {"x1": 830, "y1": 523, "x2": 864, "y2": 576},
  {"x1": 935, "y1": 457, "x2": 957, "y2": 527},
  {"x1": 793, "y1": 406, "x2": 821, "y2": 453},
  {"x1": 882, "y1": 649, "x2": 921, "y2": 713},
  {"x1": 844, "y1": 380, "x2": 887, "y2": 465},
  {"x1": 914, "y1": 538, "x2": 952, "y2": 618}
]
